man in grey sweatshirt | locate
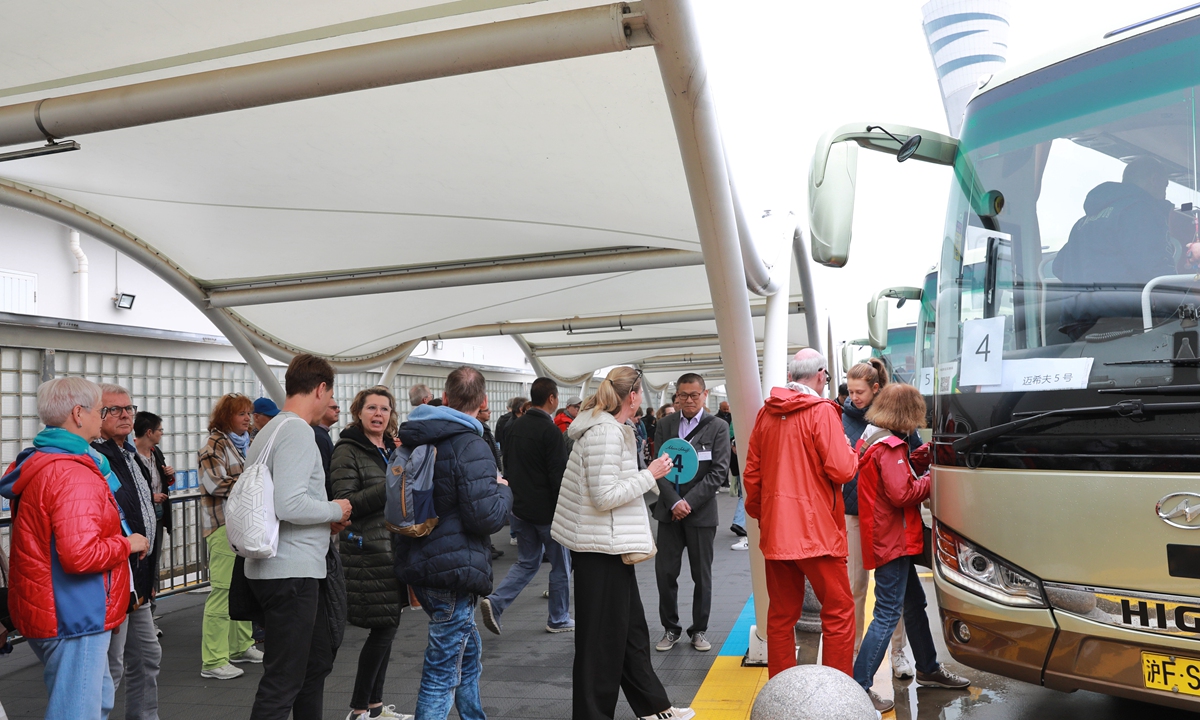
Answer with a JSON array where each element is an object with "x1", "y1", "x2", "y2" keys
[{"x1": 245, "y1": 354, "x2": 352, "y2": 720}]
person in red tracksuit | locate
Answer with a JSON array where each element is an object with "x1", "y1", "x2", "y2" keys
[
  {"x1": 743, "y1": 348, "x2": 858, "y2": 679},
  {"x1": 852, "y1": 383, "x2": 969, "y2": 714}
]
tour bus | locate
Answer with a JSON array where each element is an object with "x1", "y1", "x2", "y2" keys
[
  {"x1": 809, "y1": 7, "x2": 1200, "y2": 710},
  {"x1": 865, "y1": 268, "x2": 940, "y2": 392}
]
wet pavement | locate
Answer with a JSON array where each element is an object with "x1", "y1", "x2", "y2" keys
[{"x1": 0, "y1": 492, "x2": 1195, "y2": 718}]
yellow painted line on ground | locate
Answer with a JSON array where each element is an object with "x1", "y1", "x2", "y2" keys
[
  {"x1": 691, "y1": 656, "x2": 769, "y2": 720},
  {"x1": 694, "y1": 566, "x2": 934, "y2": 719}
]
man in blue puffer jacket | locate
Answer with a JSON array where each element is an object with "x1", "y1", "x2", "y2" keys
[{"x1": 394, "y1": 365, "x2": 511, "y2": 720}]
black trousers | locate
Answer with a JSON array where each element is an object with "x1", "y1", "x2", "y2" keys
[
  {"x1": 351, "y1": 625, "x2": 397, "y2": 710},
  {"x1": 572, "y1": 552, "x2": 672, "y2": 720},
  {"x1": 248, "y1": 577, "x2": 335, "y2": 720},
  {"x1": 655, "y1": 522, "x2": 715, "y2": 636}
]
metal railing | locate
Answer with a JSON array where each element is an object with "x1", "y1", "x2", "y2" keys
[{"x1": 0, "y1": 492, "x2": 210, "y2": 600}]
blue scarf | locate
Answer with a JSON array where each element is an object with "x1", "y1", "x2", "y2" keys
[
  {"x1": 228, "y1": 431, "x2": 251, "y2": 457},
  {"x1": 22, "y1": 427, "x2": 132, "y2": 535}
]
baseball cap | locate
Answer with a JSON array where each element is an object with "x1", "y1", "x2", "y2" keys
[
  {"x1": 566, "y1": 396, "x2": 582, "y2": 407},
  {"x1": 253, "y1": 397, "x2": 280, "y2": 417}
]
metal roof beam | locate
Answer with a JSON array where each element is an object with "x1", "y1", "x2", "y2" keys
[
  {"x1": 0, "y1": 3, "x2": 652, "y2": 148},
  {"x1": 530, "y1": 333, "x2": 733, "y2": 357},
  {"x1": 206, "y1": 247, "x2": 703, "y2": 308},
  {"x1": 430, "y1": 301, "x2": 803, "y2": 340}
]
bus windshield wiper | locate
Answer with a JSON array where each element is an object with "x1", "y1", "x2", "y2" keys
[
  {"x1": 1104, "y1": 358, "x2": 1200, "y2": 366},
  {"x1": 950, "y1": 399, "x2": 1200, "y2": 454},
  {"x1": 1099, "y1": 384, "x2": 1200, "y2": 395}
]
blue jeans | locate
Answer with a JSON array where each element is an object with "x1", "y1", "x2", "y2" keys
[
  {"x1": 28, "y1": 630, "x2": 114, "y2": 720},
  {"x1": 732, "y1": 495, "x2": 746, "y2": 529},
  {"x1": 852, "y1": 556, "x2": 939, "y2": 689},
  {"x1": 412, "y1": 587, "x2": 485, "y2": 720},
  {"x1": 487, "y1": 514, "x2": 572, "y2": 627}
]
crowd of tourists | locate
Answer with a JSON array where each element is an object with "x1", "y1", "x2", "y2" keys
[{"x1": 0, "y1": 346, "x2": 966, "y2": 719}]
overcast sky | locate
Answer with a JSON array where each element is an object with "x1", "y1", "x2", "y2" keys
[{"x1": 689, "y1": 0, "x2": 1189, "y2": 347}]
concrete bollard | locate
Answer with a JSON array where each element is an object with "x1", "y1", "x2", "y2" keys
[
  {"x1": 750, "y1": 665, "x2": 877, "y2": 720},
  {"x1": 795, "y1": 578, "x2": 823, "y2": 633}
]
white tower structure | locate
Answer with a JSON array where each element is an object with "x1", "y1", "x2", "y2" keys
[{"x1": 921, "y1": 0, "x2": 1010, "y2": 137}]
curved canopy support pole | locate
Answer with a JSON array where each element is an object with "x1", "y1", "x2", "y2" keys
[
  {"x1": 0, "y1": 179, "x2": 286, "y2": 403},
  {"x1": 643, "y1": 0, "x2": 770, "y2": 663},
  {"x1": 380, "y1": 339, "x2": 421, "y2": 387},
  {"x1": 762, "y1": 262, "x2": 791, "y2": 396},
  {"x1": 793, "y1": 226, "x2": 824, "y2": 355},
  {"x1": 510, "y1": 334, "x2": 594, "y2": 386}
]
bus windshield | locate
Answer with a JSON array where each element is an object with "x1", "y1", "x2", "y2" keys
[{"x1": 934, "y1": 16, "x2": 1200, "y2": 469}]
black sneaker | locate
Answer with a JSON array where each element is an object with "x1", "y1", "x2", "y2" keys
[
  {"x1": 730, "y1": 524, "x2": 747, "y2": 537},
  {"x1": 866, "y1": 689, "x2": 894, "y2": 713},
  {"x1": 655, "y1": 630, "x2": 681, "y2": 652},
  {"x1": 490, "y1": 547, "x2": 504, "y2": 560},
  {"x1": 916, "y1": 663, "x2": 971, "y2": 689}
]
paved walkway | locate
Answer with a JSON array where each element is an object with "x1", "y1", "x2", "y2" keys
[{"x1": 0, "y1": 493, "x2": 751, "y2": 719}]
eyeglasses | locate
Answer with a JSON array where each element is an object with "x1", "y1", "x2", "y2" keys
[
  {"x1": 676, "y1": 392, "x2": 704, "y2": 401},
  {"x1": 100, "y1": 404, "x2": 138, "y2": 419}
]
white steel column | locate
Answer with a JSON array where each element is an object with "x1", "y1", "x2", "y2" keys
[{"x1": 643, "y1": 0, "x2": 770, "y2": 660}]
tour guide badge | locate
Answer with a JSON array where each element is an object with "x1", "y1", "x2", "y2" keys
[{"x1": 658, "y1": 438, "x2": 699, "y2": 491}]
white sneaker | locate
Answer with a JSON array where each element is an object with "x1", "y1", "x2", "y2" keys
[
  {"x1": 891, "y1": 648, "x2": 915, "y2": 679},
  {"x1": 509, "y1": 537, "x2": 518, "y2": 545},
  {"x1": 231, "y1": 646, "x2": 264, "y2": 663},
  {"x1": 731, "y1": 538, "x2": 749, "y2": 551},
  {"x1": 345, "y1": 708, "x2": 413, "y2": 720},
  {"x1": 640, "y1": 708, "x2": 695, "y2": 720},
  {"x1": 200, "y1": 663, "x2": 244, "y2": 680}
]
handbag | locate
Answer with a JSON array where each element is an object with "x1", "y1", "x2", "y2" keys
[{"x1": 227, "y1": 555, "x2": 263, "y2": 623}]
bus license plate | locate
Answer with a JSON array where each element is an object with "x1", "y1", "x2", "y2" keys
[{"x1": 1142, "y1": 652, "x2": 1200, "y2": 696}]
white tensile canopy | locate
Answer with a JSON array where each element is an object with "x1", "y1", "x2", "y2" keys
[
  {"x1": 0, "y1": 0, "x2": 812, "y2": 661},
  {"x1": 0, "y1": 0, "x2": 815, "y2": 393}
]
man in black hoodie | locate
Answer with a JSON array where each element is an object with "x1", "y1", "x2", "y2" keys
[
  {"x1": 92, "y1": 383, "x2": 164, "y2": 720},
  {"x1": 394, "y1": 366, "x2": 511, "y2": 720},
  {"x1": 479, "y1": 377, "x2": 572, "y2": 636}
]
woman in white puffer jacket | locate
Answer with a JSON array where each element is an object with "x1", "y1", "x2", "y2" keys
[{"x1": 551, "y1": 367, "x2": 694, "y2": 720}]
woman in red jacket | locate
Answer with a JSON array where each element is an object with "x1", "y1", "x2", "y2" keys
[
  {"x1": 851, "y1": 384, "x2": 969, "y2": 714},
  {"x1": 0, "y1": 377, "x2": 149, "y2": 719}
]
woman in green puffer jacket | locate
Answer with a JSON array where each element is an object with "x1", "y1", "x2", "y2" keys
[{"x1": 332, "y1": 386, "x2": 411, "y2": 720}]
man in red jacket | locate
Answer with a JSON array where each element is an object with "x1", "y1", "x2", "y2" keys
[{"x1": 743, "y1": 349, "x2": 857, "y2": 678}]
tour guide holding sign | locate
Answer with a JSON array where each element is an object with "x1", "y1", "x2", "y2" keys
[{"x1": 651, "y1": 373, "x2": 730, "y2": 654}]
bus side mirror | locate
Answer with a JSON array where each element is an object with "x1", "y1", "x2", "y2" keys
[
  {"x1": 868, "y1": 286, "x2": 924, "y2": 349},
  {"x1": 842, "y1": 339, "x2": 870, "y2": 370},
  {"x1": 809, "y1": 136, "x2": 859, "y2": 268},
  {"x1": 808, "y1": 124, "x2": 959, "y2": 269}
]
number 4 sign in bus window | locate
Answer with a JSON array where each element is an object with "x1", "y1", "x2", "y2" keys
[{"x1": 960, "y1": 316, "x2": 1005, "y2": 386}]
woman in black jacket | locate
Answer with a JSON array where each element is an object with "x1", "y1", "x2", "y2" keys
[{"x1": 332, "y1": 386, "x2": 411, "y2": 720}]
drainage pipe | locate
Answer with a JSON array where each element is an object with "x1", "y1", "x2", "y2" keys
[
  {"x1": 0, "y1": 3, "x2": 650, "y2": 147},
  {"x1": 67, "y1": 229, "x2": 88, "y2": 321}
]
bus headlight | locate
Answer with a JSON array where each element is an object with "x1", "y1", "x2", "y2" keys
[{"x1": 934, "y1": 522, "x2": 1047, "y2": 608}]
